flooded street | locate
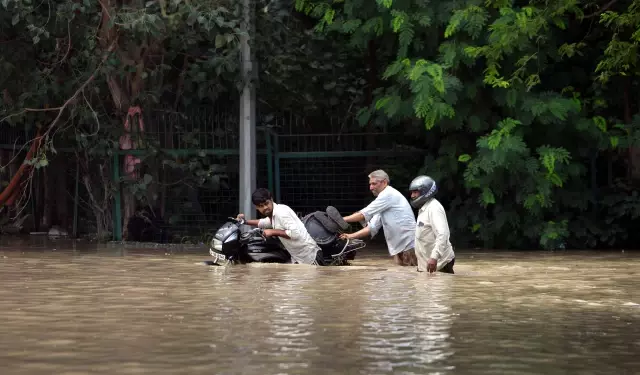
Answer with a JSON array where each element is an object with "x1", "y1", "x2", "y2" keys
[{"x1": 1, "y1": 238, "x2": 639, "y2": 374}]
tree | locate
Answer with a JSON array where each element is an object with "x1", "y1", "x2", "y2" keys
[
  {"x1": 295, "y1": 0, "x2": 640, "y2": 249},
  {"x1": 1, "y1": 0, "x2": 244, "y2": 239}
]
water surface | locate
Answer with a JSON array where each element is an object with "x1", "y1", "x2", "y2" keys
[{"x1": 1, "y1": 239, "x2": 638, "y2": 374}]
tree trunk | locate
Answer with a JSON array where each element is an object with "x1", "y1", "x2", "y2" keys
[
  {"x1": 82, "y1": 165, "x2": 112, "y2": 241},
  {"x1": 98, "y1": 0, "x2": 162, "y2": 240},
  {"x1": 94, "y1": 209, "x2": 107, "y2": 241},
  {"x1": 0, "y1": 130, "x2": 43, "y2": 205},
  {"x1": 53, "y1": 156, "x2": 70, "y2": 231},
  {"x1": 40, "y1": 168, "x2": 52, "y2": 230}
]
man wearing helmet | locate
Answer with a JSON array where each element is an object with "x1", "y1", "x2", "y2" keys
[
  {"x1": 408, "y1": 175, "x2": 456, "y2": 274},
  {"x1": 339, "y1": 169, "x2": 418, "y2": 266}
]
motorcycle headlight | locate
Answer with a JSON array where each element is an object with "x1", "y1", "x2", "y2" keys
[{"x1": 211, "y1": 238, "x2": 223, "y2": 252}]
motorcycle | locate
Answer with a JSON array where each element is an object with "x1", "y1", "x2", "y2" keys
[{"x1": 207, "y1": 206, "x2": 366, "y2": 266}]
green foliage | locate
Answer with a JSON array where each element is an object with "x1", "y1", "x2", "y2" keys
[
  {"x1": 595, "y1": 1, "x2": 640, "y2": 82},
  {"x1": 298, "y1": 0, "x2": 640, "y2": 250},
  {"x1": 2, "y1": 0, "x2": 640, "y2": 248},
  {"x1": 257, "y1": 0, "x2": 368, "y2": 115},
  {"x1": 0, "y1": 0, "x2": 250, "y2": 240}
]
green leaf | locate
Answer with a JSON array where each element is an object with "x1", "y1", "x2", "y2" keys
[
  {"x1": 37, "y1": 159, "x2": 49, "y2": 168},
  {"x1": 458, "y1": 154, "x2": 472, "y2": 163},
  {"x1": 444, "y1": 10, "x2": 463, "y2": 38},
  {"x1": 143, "y1": 174, "x2": 153, "y2": 184},
  {"x1": 548, "y1": 172, "x2": 563, "y2": 187},
  {"x1": 610, "y1": 136, "x2": 619, "y2": 148},
  {"x1": 186, "y1": 11, "x2": 197, "y2": 26},
  {"x1": 481, "y1": 188, "x2": 496, "y2": 206},
  {"x1": 323, "y1": 9, "x2": 335, "y2": 24},
  {"x1": 11, "y1": 13, "x2": 19, "y2": 26},
  {"x1": 593, "y1": 116, "x2": 607, "y2": 132},
  {"x1": 391, "y1": 11, "x2": 405, "y2": 33},
  {"x1": 486, "y1": 131, "x2": 502, "y2": 150},
  {"x1": 215, "y1": 34, "x2": 225, "y2": 49},
  {"x1": 382, "y1": 60, "x2": 404, "y2": 79},
  {"x1": 523, "y1": 194, "x2": 537, "y2": 210},
  {"x1": 506, "y1": 89, "x2": 518, "y2": 108},
  {"x1": 357, "y1": 108, "x2": 371, "y2": 126},
  {"x1": 323, "y1": 81, "x2": 336, "y2": 90},
  {"x1": 375, "y1": 97, "x2": 390, "y2": 110}
]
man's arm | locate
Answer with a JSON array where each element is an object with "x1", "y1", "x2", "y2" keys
[
  {"x1": 264, "y1": 208, "x2": 300, "y2": 240},
  {"x1": 264, "y1": 229, "x2": 291, "y2": 239},
  {"x1": 343, "y1": 212, "x2": 365, "y2": 223},
  {"x1": 236, "y1": 214, "x2": 271, "y2": 228},
  {"x1": 344, "y1": 192, "x2": 393, "y2": 223},
  {"x1": 342, "y1": 226, "x2": 371, "y2": 240},
  {"x1": 368, "y1": 214, "x2": 382, "y2": 238},
  {"x1": 429, "y1": 205, "x2": 450, "y2": 261},
  {"x1": 341, "y1": 214, "x2": 381, "y2": 240}
]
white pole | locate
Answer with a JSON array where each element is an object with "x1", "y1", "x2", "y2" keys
[{"x1": 239, "y1": 0, "x2": 257, "y2": 219}]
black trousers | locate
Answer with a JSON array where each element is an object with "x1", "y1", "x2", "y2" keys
[
  {"x1": 439, "y1": 258, "x2": 455, "y2": 274},
  {"x1": 314, "y1": 249, "x2": 326, "y2": 266}
]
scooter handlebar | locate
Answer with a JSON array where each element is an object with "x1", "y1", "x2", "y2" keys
[{"x1": 228, "y1": 217, "x2": 246, "y2": 225}]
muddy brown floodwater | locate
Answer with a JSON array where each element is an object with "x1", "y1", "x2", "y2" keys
[{"x1": 0, "y1": 237, "x2": 639, "y2": 375}]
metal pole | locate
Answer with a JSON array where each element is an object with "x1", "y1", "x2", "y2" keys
[
  {"x1": 239, "y1": 0, "x2": 257, "y2": 219},
  {"x1": 266, "y1": 130, "x2": 274, "y2": 193},
  {"x1": 274, "y1": 134, "x2": 281, "y2": 202},
  {"x1": 112, "y1": 154, "x2": 122, "y2": 241},
  {"x1": 72, "y1": 158, "x2": 79, "y2": 238}
]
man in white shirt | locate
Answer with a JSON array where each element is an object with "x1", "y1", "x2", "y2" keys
[
  {"x1": 237, "y1": 188, "x2": 325, "y2": 265},
  {"x1": 339, "y1": 170, "x2": 418, "y2": 266},
  {"x1": 408, "y1": 175, "x2": 455, "y2": 274}
]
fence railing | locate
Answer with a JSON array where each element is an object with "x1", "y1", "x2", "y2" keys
[{"x1": 1, "y1": 107, "x2": 427, "y2": 242}]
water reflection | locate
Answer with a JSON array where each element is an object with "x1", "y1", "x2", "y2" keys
[
  {"x1": 264, "y1": 267, "x2": 318, "y2": 371},
  {"x1": 356, "y1": 273, "x2": 455, "y2": 374}
]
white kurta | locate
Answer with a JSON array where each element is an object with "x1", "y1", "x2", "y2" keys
[
  {"x1": 415, "y1": 198, "x2": 455, "y2": 271},
  {"x1": 257, "y1": 202, "x2": 321, "y2": 265},
  {"x1": 360, "y1": 186, "x2": 416, "y2": 256}
]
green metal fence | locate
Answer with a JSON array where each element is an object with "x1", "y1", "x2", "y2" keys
[
  {"x1": 108, "y1": 107, "x2": 276, "y2": 241},
  {"x1": 273, "y1": 133, "x2": 425, "y2": 216},
  {"x1": 1, "y1": 107, "x2": 427, "y2": 242}
]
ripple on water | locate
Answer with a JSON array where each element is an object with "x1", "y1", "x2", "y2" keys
[{"x1": 0, "y1": 249, "x2": 639, "y2": 374}]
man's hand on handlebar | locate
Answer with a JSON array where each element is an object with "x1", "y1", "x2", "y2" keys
[
  {"x1": 263, "y1": 229, "x2": 274, "y2": 237},
  {"x1": 235, "y1": 214, "x2": 246, "y2": 225},
  {"x1": 339, "y1": 233, "x2": 355, "y2": 240}
]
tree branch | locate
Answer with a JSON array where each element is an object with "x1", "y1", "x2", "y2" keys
[
  {"x1": 54, "y1": 19, "x2": 73, "y2": 66},
  {"x1": 40, "y1": 40, "x2": 117, "y2": 139},
  {"x1": 0, "y1": 41, "x2": 117, "y2": 209},
  {"x1": 583, "y1": 0, "x2": 620, "y2": 19},
  {"x1": 35, "y1": 19, "x2": 73, "y2": 67},
  {"x1": 0, "y1": 107, "x2": 62, "y2": 124},
  {"x1": 0, "y1": 41, "x2": 117, "y2": 139}
]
